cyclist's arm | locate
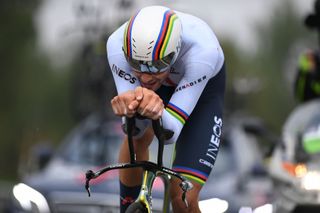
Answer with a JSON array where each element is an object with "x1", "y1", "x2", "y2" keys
[
  {"x1": 162, "y1": 60, "x2": 223, "y2": 144},
  {"x1": 107, "y1": 34, "x2": 153, "y2": 137},
  {"x1": 106, "y1": 25, "x2": 140, "y2": 93}
]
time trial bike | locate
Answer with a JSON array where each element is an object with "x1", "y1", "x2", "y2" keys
[{"x1": 85, "y1": 116, "x2": 193, "y2": 213}]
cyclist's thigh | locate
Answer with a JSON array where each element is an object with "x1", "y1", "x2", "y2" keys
[{"x1": 172, "y1": 65, "x2": 226, "y2": 186}]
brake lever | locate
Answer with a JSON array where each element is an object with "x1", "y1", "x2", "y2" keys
[
  {"x1": 85, "y1": 182, "x2": 91, "y2": 197},
  {"x1": 179, "y1": 180, "x2": 193, "y2": 208},
  {"x1": 85, "y1": 170, "x2": 96, "y2": 197}
]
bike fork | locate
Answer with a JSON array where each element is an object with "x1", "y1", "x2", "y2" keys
[
  {"x1": 159, "y1": 173, "x2": 171, "y2": 213},
  {"x1": 137, "y1": 170, "x2": 156, "y2": 212}
]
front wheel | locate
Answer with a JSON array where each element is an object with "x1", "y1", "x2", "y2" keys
[{"x1": 125, "y1": 201, "x2": 148, "y2": 213}]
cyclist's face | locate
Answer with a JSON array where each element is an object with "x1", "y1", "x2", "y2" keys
[{"x1": 133, "y1": 69, "x2": 170, "y2": 90}]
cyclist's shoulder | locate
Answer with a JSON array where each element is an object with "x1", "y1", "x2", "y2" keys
[
  {"x1": 107, "y1": 23, "x2": 126, "y2": 44},
  {"x1": 107, "y1": 23, "x2": 127, "y2": 56},
  {"x1": 175, "y1": 10, "x2": 209, "y2": 28},
  {"x1": 176, "y1": 12, "x2": 223, "y2": 63},
  {"x1": 176, "y1": 11, "x2": 218, "y2": 40}
]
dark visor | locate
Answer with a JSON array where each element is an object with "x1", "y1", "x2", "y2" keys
[{"x1": 125, "y1": 52, "x2": 175, "y2": 73}]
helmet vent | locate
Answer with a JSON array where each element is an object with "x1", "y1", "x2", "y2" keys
[
  {"x1": 147, "y1": 41, "x2": 154, "y2": 55},
  {"x1": 131, "y1": 37, "x2": 137, "y2": 53}
]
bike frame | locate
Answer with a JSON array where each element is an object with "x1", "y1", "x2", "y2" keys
[
  {"x1": 85, "y1": 117, "x2": 192, "y2": 212},
  {"x1": 137, "y1": 170, "x2": 169, "y2": 212}
]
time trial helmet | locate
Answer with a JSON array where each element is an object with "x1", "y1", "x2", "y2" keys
[{"x1": 123, "y1": 6, "x2": 182, "y2": 73}]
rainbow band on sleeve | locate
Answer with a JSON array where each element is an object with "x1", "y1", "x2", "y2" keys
[
  {"x1": 173, "y1": 166, "x2": 208, "y2": 185},
  {"x1": 165, "y1": 102, "x2": 189, "y2": 125},
  {"x1": 152, "y1": 10, "x2": 178, "y2": 60}
]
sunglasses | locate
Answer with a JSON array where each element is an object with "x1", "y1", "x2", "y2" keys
[{"x1": 125, "y1": 52, "x2": 175, "y2": 73}]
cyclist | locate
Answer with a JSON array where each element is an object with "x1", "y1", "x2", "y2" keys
[
  {"x1": 294, "y1": 0, "x2": 320, "y2": 102},
  {"x1": 107, "y1": 5, "x2": 225, "y2": 213}
]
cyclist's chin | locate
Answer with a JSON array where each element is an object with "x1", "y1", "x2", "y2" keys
[{"x1": 141, "y1": 82, "x2": 161, "y2": 90}]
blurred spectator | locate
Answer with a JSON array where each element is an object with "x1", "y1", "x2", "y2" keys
[
  {"x1": 294, "y1": 49, "x2": 320, "y2": 102},
  {"x1": 293, "y1": 0, "x2": 320, "y2": 102}
]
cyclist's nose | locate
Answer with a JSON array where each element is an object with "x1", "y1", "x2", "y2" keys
[{"x1": 139, "y1": 73, "x2": 154, "y2": 83}]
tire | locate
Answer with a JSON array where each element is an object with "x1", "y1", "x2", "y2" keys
[{"x1": 125, "y1": 201, "x2": 148, "y2": 213}]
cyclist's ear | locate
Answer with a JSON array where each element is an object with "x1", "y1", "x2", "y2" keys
[{"x1": 134, "y1": 86, "x2": 144, "y2": 101}]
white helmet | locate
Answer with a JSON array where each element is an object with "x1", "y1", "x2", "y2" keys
[{"x1": 123, "y1": 5, "x2": 182, "y2": 73}]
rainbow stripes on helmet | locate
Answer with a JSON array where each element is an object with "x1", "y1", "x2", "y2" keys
[
  {"x1": 152, "y1": 10, "x2": 178, "y2": 60},
  {"x1": 123, "y1": 9, "x2": 179, "y2": 61},
  {"x1": 123, "y1": 13, "x2": 138, "y2": 59}
]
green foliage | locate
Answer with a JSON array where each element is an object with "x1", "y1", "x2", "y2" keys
[
  {"x1": 224, "y1": 0, "x2": 314, "y2": 131},
  {"x1": 252, "y1": 1, "x2": 313, "y2": 130},
  {"x1": 0, "y1": 1, "x2": 75, "y2": 180}
]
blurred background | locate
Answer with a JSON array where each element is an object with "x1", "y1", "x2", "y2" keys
[{"x1": 0, "y1": 0, "x2": 317, "y2": 210}]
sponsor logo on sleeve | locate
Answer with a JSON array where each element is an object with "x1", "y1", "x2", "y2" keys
[
  {"x1": 112, "y1": 64, "x2": 137, "y2": 84},
  {"x1": 175, "y1": 75, "x2": 207, "y2": 92},
  {"x1": 199, "y1": 159, "x2": 214, "y2": 169}
]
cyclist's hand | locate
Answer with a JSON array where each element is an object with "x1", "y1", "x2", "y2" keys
[
  {"x1": 111, "y1": 90, "x2": 140, "y2": 117},
  {"x1": 134, "y1": 86, "x2": 164, "y2": 120}
]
